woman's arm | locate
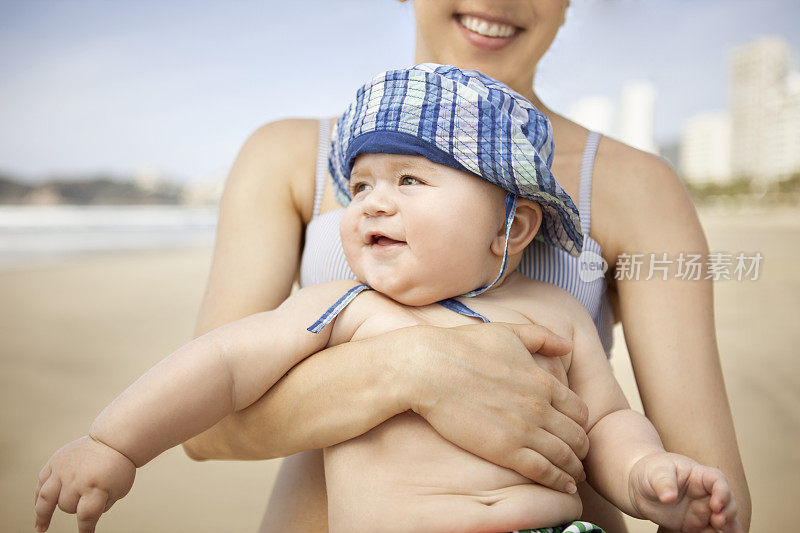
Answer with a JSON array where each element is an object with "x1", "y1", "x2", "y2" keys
[
  {"x1": 192, "y1": 118, "x2": 313, "y2": 327},
  {"x1": 179, "y1": 117, "x2": 317, "y2": 453},
  {"x1": 187, "y1": 321, "x2": 590, "y2": 493},
  {"x1": 595, "y1": 143, "x2": 751, "y2": 530}
]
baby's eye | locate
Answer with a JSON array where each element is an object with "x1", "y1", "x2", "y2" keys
[
  {"x1": 401, "y1": 176, "x2": 422, "y2": 186},
  {"x1": 351, "y1": 182, "x2": 372, "y2": 195}
]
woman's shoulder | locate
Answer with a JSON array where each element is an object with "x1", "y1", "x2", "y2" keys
[
  {"x1": 228, "y1": 118, "x2": 329, "y2": 223},
  {"x1": 590, "y1": 135, "x2": 707, "y2": 259},
  {"x1": 248, "y1": 116, "x2": 321, "y2": 139},
  {"x1": 594, "y1": 135, "x2": 677, "y2": 185},
  {"x1": 241, "y1": 118, "x2": 321, "y2": 173}
]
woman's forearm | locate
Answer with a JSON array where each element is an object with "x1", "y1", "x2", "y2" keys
[
  {"x1": 621, "y1": 279, "x2": 752, "y2": 531},
  {"x1": 606, "y1": 160, "x2": 752, "y2": 529},
  {"x1": 182, "y1": 327, "x2": 418, "y2": 461},
  {"x1": 645, "y1": 365, "x2": 751, "y2": 533},
  {"x1": 182, "y1": 321, "x2": 590, "y2": 496}
]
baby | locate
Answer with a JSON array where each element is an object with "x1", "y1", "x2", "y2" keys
[{"x1": 35, "y1": 65, "x2": 741, "y2": 533}]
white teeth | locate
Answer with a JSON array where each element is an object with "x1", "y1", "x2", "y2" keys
[{"x1": 458, "y1": 15, "x2": 516, "y2": 38}]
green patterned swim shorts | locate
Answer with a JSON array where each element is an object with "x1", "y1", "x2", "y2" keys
[{"x1": 511, "y1": 521, "x2": 605, "y2": 533}]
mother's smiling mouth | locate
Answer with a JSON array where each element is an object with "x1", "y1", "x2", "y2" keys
[
  {"x1": 456, "y1": 14, "x2": 519, "y2": 38},
  {"x1": 453, "y1": 12, "x2": 522, "y2": 52}
]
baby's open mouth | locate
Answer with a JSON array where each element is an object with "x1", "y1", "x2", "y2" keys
[{"x1": 368, "y1": 233, "x2": 406, "y2": 246}]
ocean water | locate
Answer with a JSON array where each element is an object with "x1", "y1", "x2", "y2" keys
[{"x1": 0, "y1": 205, "x2": 217, "y2": 270}]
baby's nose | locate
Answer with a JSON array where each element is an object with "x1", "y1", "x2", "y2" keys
[{"x1": 362, "y1": 187, "x2": 397, "y2": 216}]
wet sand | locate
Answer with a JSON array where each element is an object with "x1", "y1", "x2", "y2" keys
[{"x1": 1, "y1": 207, "x2": 798, "y2": 532}]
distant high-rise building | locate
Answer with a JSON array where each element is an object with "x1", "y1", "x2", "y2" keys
[
  {"x1": 730, "y1": 37, "x2": 797, "y2": 183},
  {"x1": 679, "y1": 111, "x2": 732, "y2": 185},
  {"x1": 771, "y1": 72, "x2": 800, "y2": 180},
  {"x1": 566, "y1": 96, "x2": 615, "y2": 136},
  {"x1": 618, "y1": 80, "x2": 657, "y2": 154}
]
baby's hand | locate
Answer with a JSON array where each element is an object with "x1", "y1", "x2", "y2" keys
[
  {"x1": 34, "y1": 436, "x2": 136, "y2": 533},
  {"x1": 629, "y1": 452, "x2": 742, "y2": 532}
]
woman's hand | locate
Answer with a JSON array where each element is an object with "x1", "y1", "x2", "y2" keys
[{"x1": 405, "y1": 322, "x2": 590, "y2": 493}]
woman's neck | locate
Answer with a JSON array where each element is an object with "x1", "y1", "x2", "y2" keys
[
  {"x1": 525, "y1": 88, "x2": 551, "y2": 115},
  {"x1": 412, "y1": 44, "x2": 546, "y2": 113},
  {"x1": 409, "y1": 55, "x2": 573, "y2": 149}
]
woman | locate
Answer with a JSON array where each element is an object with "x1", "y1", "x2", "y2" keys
[{"x1": 183, "y1": 1, "x2": 751, "y2": 531}]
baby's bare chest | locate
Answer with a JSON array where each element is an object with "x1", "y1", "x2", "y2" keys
[
  {"x1": 338, "y1": 293, "x2": 529, "y2": 343},
  {"x1": 328, "y1": 289, "x2": 573, "y2": 388}
]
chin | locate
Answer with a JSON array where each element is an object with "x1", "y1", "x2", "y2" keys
[
  {"x1": 366, "y1": 277, "x2": 440, "y2": 307},
  {"x1": 392, "y1": 291, "x2": 440, "y2": 307}
]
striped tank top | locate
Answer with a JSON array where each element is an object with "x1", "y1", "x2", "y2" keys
[{"x1": 300, "y1": 120, "x2": 615, "y2": 355}]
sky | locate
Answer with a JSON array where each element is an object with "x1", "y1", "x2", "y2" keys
[{"x1": 1, "y1": 0, "x2": 799, "y2": 183}]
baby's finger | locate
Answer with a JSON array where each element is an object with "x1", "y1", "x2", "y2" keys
[
  {"x1": 76, "y1": 491, "x2": 108, "y2": 533},
  {"x1": 718, "y1": 516, "x2": 745, "y2": 533},
  {"x1": 701, "y1": 467, "x2": 732, "y2": 505},
  {"x1": 647, "y1": 461, "x2": 679, "y2": 503},
  {"x1": 707, "y1": 472, "x2": 732, "y2": 513},
  {"x1": 57, "y1": 486, "x2": 80, "y2": 514},
  {"x1": 34, "y1": 476, "x2": 61, "y2": 532},
  {"x1": 711, "y1": 493, "x2": 739, "y2": 530},
  {"x1": 35, "y1": 464, "x2": 51, "y2": 505}
]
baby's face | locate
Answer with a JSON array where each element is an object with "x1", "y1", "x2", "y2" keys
[{"x1": 340, "y1": 153, "x2": 507, "y2": 306}]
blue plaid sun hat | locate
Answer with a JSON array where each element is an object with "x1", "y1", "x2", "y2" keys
[{"x1": 329, "y1": 63, "x2": 584, "y2": 260}]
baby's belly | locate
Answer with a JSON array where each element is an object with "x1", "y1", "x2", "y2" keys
[{"x1": 324, "y1": 411, "x2": 582, "y2": 533}]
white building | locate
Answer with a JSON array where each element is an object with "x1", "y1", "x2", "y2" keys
[
  {"x1": 679, "y1": 111, "x2": 732, "y2": 185},
  {"x1": 617, "y1": 80, "x2": 658, "y2": 154},
  {"x1": 566, "y1": 96, "x2": 615, "y2": 136},
  {"x1": 730, "y1": 37, "x2": 798, "y2": 183},
  {"x1": 771, "y1": 72, "x2": 800, "y2": 180}
]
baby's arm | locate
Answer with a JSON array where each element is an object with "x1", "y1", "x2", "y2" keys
[
  {"x1": 566, "y1": 305, "x2": 742, "y2": 532},
  {"x1": 34, "y1": 279, "x2": 359, "y2": 533}
]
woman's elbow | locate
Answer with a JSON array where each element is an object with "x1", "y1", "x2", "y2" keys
[
  {"x1": 180, "y1": 426, "x2": 285, "y2": 461},
  {"x1": 180, "y1": 427, "x2": 242, "y2": 461},
  {"x1": 181, "y1": 436, "x2": 213, "y2": 462}
]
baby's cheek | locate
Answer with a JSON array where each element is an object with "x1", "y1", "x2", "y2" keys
[
  {"x1": 339, "y1": 216, "x2": 366, "y2": 277},
  {"x1": 339, "y1": 211, "x2": 359, "y2": 246}
]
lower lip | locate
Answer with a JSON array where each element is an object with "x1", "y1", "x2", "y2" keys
[
  {"x1": 455, "y1": 17, "x2": 520, "y2": 52},
  {"x1": 369, "y1": 242, "x2": 406, "y2": 255}
]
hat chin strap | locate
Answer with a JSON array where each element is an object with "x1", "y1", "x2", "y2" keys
[
  {"x1": 307, "y1": 192, "x2": 517, "y2": 334},
  {"x1": 462, "y1": 192, "x2": 517, "y2": 298}
]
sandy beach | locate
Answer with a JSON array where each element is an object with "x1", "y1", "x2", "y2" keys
[{"x1": 2, "y1": 206, "x2": 798, "y2": 532}]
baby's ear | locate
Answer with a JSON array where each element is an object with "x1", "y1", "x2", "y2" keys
[{"x1": 490, "y1": 199, "x2": 543, "y2": 257}]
